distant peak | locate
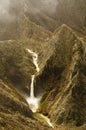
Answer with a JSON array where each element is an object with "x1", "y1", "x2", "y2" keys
[
  {"x1": 60, "y1": 24, "x2": 70, "y2": 28},
  {"x1": 52, "y1": 24, "x2": 78, "y2": 41},
  {"x1": 54, "y1": 24, "x2": 73, "y2": 34}
]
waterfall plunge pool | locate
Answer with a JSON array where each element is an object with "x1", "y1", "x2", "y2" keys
[{"x1": 25, "y1": 48, "x2": 54, "y2": 128}]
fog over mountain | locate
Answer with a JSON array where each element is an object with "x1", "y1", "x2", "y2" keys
[
  {"x1": 0, "y1": 0, "x2": 86, "y2": 41},
  {"x1": 0, "y1": 0, "x2": 21, "y2": 22},
  {"x1": 0, "y1": 0, "x2": 86, "y2": 130},
  {"x1": 0, "y1": 0, "x2": 58, "y2": 20},
  {"x1": 0, "y1": 0, "x2": 11, "y2": 21},
  {"x1": 28, "y1": 0, "x2": 58, "y2": 13}
]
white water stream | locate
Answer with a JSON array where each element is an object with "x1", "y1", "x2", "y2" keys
[
  {"x1": 26, "y1": 49, "x2": 39, "y2": 72},
  {"x1": 39, "y1": 114, "x2": 54, "y2": 128},
  {"x1": 30, "y1": 75, "x2": 35, "y2": 98},
  {"x1": 26, "y1": 48, "x2": 40, "y2": 113},
  {"x1": 26, "y1": 48, "x2": 54, "y2": 128}
]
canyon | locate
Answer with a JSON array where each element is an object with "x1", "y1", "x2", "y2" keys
[{"x1": 0, "y1": 0, "x2": 86, "y2": 130}]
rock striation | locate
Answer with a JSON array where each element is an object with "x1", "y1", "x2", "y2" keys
[{"x1": 36, "y1": 24, "x2": 86, "y2": 129}]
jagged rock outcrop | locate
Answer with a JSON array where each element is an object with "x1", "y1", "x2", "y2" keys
[
  {"x1": 0, "y1": 79, "x2": 54, "y2": 130},
  {"x1": 0, "y1": 40, "x2": 36, "y2": 94},
  {"x1": 0, "y1": 1, "x2": 86, "y2": 130},
  {"x1": 0, "y1": 38, "x2": 54, "y2": 129},
  {"x1": 0, "y1": 38, "x2": 55, "y2": 94},
  {"x1": 36, "y1": 25, "x2": 86, "y2": 129},
  {"x1": 49, "y1": 41, "x2": 86, "y2": 128}
]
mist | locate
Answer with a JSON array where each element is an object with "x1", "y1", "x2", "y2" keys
[
  {"x1": 0, "y1": 0, "x2": 19, "y2": 22},
  {"x1": 41, "y1": 0, "x2": 58, "y2": 12},
  {"x1": 0, "y1": 0, "x2": 58, "y2": 22},
  {"x1": 28, "y1": 0, "x2": 58, "y2": 14},
  {"x1": 0, "y1": 0, "x2": 11, "y2": 21}
]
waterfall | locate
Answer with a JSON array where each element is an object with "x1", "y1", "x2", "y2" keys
[
  {"x1": 26, "y1": 48, "x2": 41, "y2": 112},
  {"x1": 26, "y1": 49, "x2": 39, "y2": 72},
  {"x1": 30, "y1": 75, "x2": 35, "y2": 98},
  {"x1": 39, "y1": 114, "x2": 54, "y2": 128},
  {"x1": 25, "y1": 48, "x2": 54, "y2": 128}
]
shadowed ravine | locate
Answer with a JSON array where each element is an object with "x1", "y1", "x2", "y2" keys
[
  {"x1": 26, "y1": 48, "x2": 54, "y2": 128},
  {"x1": 0, "y1": 1, "x2": 86, "y2": 130}
]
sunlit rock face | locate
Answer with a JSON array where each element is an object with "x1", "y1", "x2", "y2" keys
[
  {"x1": 36, "y1": 25, "x2": 86, "y2": 128},
  {"x1": 49, "y1": 42, "x2": 86, "y2": 127},
  {"x1": 0, "y1": 0, "x2": 86, "y2": 129},
  {"x1": 0, "y1": 80, "x2": 53, "y2": 130},
  {"x1": 0, "y1": 40, "x2": 36, "y2": 95}
]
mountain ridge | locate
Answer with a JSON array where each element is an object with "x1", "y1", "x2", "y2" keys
[{"x1": 0, "y1": 1, "x2": 86, "y2": 129}]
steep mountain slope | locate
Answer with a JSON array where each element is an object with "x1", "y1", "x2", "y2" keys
[
  {"x1": 0, "y1": 18, "x2": 52, "y2": 41},
  {"x1": 54, "y1": 0, "x2": 86, "y2": 36},
  {"x1": 50, "y1": 39, "x2": 86, "y2": 128},
  {"x1": 26, "y1": 0, "x2": 86, "y2": 36},
  {"x1": 0, "y1": 40, "x2": 36, "y2": 94},
  {"x1": 0, "y1": 1, "x2": 86, "y2": 130},
  {"x1": 0, "y1": 0, "x2": 86, "y2": 40},
  {"x1": 0, "y1": 0, "x2": 52, "y2": 41},
  {"x1": 0, "y1": 79, "x2": 53, "y2": 130},
  {"x1": 28, "y1": 12, "x2": 57, "y2": 32},
  {"x1": 36, "y1": 24, "x2": 86, "y2": 129}
]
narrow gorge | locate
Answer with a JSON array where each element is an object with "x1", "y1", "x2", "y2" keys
[
  {"x1": 25, "y1": 48, "x2": 54, "y2": 128},
  {"x1": 26, "y1": 48, "x2": 40, "y2": 112},
  {"x1": 0, "y1": 0, "x2": 86, "y2": 130}
]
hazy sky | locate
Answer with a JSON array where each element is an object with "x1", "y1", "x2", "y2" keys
[
  {"x1": 0, "y1": 0, "x2": 17, "y2": 22},
  {"x1": 28, "y1": 0, "x2": 58, "y2": 13},
  {"x1": 0, "y1": 0, "x2": 58, "y2": 21},
  {"x1": 0, "y1": 0, "x2": 11, "y2": 21}
]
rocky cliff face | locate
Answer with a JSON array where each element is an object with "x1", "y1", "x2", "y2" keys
[
  {"x1": 0, "y1": 79, "x2": 54, "y2": 130},
  {"x1": 49, "y1": 40, "x2": 86, "y2": 127},
  {"x1": 0, "y1": 1, "x2": 86, "y2": 130},
  {"x1": 36, "y1": 25, "x2": 86, "y2": 129},
  {"x1": 0, "y1": 40, "x2": 36, "y2": 94}
]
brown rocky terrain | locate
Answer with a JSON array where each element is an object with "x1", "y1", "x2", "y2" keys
[
  {"x1": 0, "y1": 0, "x2": 86, "y2": 130},
  {"x1": 0, "y1": 79, "x2": 54, "y2": 130},
  {"x1": 36, "y1": 25, "x2": 86, "y2": 129}
]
